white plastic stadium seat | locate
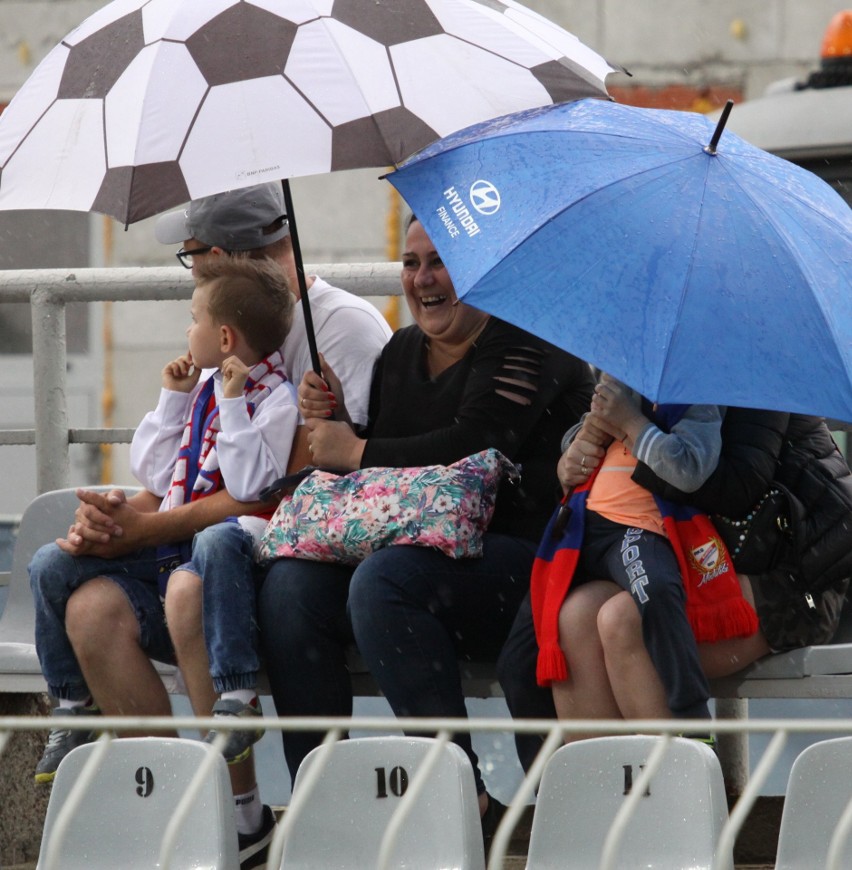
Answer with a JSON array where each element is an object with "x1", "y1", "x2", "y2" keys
[
  {"x1": 277, "y1": 735, "x2": 484, "y2": 869},
  {"x1": 0, "y1": 485, "x2": 187, "y2": 695},
  {"x1": 775, "y1": 736, "x2": 852, "y2": 869},
  {"x1": 526, "y1": 735, "x2": 731, "y2": 870},
  {"x1": 37, "y1": 737, "x2": 239, "y2": 869}
]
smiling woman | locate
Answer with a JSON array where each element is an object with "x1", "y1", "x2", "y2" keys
[
  {"x1": 400, "y1": 217, "x2": 491, "y2": 378},
  {"x1": 255, "y1": 214, "x2": 595, "y2": 836}
]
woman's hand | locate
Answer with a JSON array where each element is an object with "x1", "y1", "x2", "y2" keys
[
  {"x1": 557, "y1": 418, "x2": 610, "y2": 492},
  {"x1": 297, "y1": 353, "x2": 351, "y2": 424},
  {"x1": 589, "y1": 373, "x2": 642, "y2": 440},
  {"x1": 305, "y1": 418, "x2": 365, "y2": 471}
]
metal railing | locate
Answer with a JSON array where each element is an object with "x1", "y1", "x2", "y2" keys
[
  {"x1": 4, "y1": 713, "x2": 852, "y2": 869},
  {"x1": 0, "y1": 264, "x2": 402, "y2": 493}
]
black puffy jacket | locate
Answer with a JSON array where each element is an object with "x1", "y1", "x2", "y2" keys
[{"x1": 633, "y1": 410, "x2": 852, "y2": 591}]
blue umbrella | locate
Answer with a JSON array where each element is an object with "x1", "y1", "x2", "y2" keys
[{"x1": 386, "y1": 99, "x2": 852, "y2": 421}]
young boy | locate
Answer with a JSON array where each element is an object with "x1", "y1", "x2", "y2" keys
[{"x1": 30, "y1": 255, "x2": 297, "y2": 781}]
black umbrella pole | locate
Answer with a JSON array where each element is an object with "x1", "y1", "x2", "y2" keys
[
  {"x1": 705, "y1": 99, "x2": 734, "y2": 155},
  {"x1": 281, "y1": 179, "x2": 322, "y2": 375}
]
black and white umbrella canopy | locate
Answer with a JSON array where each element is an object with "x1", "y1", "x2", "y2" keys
[{"x1": 0, "y1": 0, "x2": 619, "y2": 224}]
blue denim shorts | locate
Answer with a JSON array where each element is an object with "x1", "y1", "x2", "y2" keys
[{"x1": 100, "y1": 560, "x2": 176, "y2": 666}]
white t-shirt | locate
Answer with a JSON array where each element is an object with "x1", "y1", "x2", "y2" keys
[{"x1": 283, "y1": 276, "x2": 392, "y2": 426}]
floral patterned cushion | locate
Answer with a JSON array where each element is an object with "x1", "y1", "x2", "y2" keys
[{"x1": 256, "y1": 448, "x2": 518, "y2": 565}]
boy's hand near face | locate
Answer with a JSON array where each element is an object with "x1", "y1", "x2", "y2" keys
[
  {"x1": 222, "y1": 355, "x2": 251, "y2": 399},
  {"x1": 162, "y1": 353, "x2": 200, "y2": 393}
]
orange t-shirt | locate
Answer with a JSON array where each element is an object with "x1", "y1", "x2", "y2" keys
[{"x1": 586, "y1": 440, "x2": 666, "y2": 536}]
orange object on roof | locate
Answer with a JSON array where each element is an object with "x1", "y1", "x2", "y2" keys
[{"x1": 821, "y1": 10, "x2": 852, "y2": 58}]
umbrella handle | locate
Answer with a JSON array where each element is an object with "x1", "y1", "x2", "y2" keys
[
  {"x1": 281, "y1": 179, "x2": 323, "y2": 376},
  {"x1": 551, "y1": 490, "x2": 573, "y2": 540}
]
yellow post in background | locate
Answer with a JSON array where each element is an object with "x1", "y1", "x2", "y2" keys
[
  {"x1": 100, "y1": 216, "x2": 115, "y2": 483},
  {"x1": 383, "y1": 182, "x2": 403, "y2": 331}
]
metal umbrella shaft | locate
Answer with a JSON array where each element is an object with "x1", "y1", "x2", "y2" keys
[{"x1": 281, "y1": 179, "x2": 322, "y2": 376}]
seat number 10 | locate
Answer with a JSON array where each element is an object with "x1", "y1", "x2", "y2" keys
[{"x1": 375, "y1": 765, "x2": 409, "y2": 798}]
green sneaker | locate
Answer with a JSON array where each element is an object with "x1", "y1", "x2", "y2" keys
[
  {"x1": 35, "y1": 704, "x2": 101, "y2": 784},
  {"x1": 679, "y1": 732, "x2": 717, "y2": 752},
  {"x1": 204, "y1": 697, "x2": 264, "y2": 764}
]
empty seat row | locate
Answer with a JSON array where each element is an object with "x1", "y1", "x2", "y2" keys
[{"x1": 38, "y1": 732, "x2": 852, "y2": 868}]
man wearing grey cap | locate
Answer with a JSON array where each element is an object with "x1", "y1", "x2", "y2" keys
[
  {"x1": 53, "y1": 182, "x2": 391, "y2": 868},
  {"x1": 155, "y1": 182, "x2": 392, "y2": 426}
]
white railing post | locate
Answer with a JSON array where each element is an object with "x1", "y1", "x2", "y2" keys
[
  {"x1": 716, "y1": 698, "x2": 750, "y2": 796},
  {"x1": 31, "y1": 285, "x2": 70, "y2": 494}
]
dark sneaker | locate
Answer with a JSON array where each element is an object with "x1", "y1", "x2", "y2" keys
[
  {"x1": 481, "y1": 793, "x2": 508, "y2": 859},
  {"x1": 238, "y1": 804, "x2": 276, "y2": 870},
  {"x1": 35, "y1": 704, "x2": 100, "y2": 784},
  {"x1": 204, "y1": 697, "x2": 264, "y2": 764}
]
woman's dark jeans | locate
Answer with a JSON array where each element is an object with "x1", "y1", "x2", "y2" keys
[{"x1": 258, "y1": 533, "x2": 535, "y2": 793}]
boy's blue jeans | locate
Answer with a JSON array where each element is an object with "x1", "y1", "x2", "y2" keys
[{"x1": 189, "y1": 522, "x2": 261, "y2": 693}]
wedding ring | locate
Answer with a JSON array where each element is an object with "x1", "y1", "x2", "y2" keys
[
  {"x1": 300, "y1": 397, "x2": 306, "y2": 408},
  {"x1": 581, "y1": 455, "x2": 587, "y2": 469},
  {"x1": 308, "y1": 444, "x2": 314, "y2": 454}
]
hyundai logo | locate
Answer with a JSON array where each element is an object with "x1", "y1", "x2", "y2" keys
[{"x1": 469, "y1": 179, "x2": 501, "y2": 215}]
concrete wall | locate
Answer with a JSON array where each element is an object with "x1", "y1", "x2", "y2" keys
[
  {"x1": 545, "y1": 1, "x2": 849, "y2": 95},
  {"x1": 2, "y1": 2, "x2": 848, "y2": 107}
]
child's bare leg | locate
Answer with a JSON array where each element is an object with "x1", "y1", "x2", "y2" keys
[
  {"x1": 164, "y1": 571, "x2": 259, "y2": 807},
  {"x1": 597, "y1": 590, "x2": 672, "y2": 720},
  {"x1": 165, "y1": 570, "x2": 217, "y2": 719},
  {"x1": 552, "y1": 580, "x2": 624, "y2": 741}
]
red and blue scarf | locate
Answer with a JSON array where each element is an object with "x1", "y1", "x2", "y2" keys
[
  {"x1": 160, "y1": 350, "x2": 287, "y2": 512},
  {"x1": 532, "y1": 404, "x2": 759, "y2": 687},
  {"x1": 155, "y1": 350, "x2": 288, "y2": 596}
]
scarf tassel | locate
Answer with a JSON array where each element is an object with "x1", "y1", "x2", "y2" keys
[
  {"x1": 687, "y1": 596, "x2": 759, "y2": 645},
  {"x1": 536, "y1": 642, "x2": 570, "y2": 688}
]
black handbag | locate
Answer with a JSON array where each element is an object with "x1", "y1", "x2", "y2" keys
[{"x1": 714, "y1": 485, "x2": 796, "y2": 575}]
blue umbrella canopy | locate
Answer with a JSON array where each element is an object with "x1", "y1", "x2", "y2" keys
[{"x1": 387, "y1": 99, "x2": 852, "y2": 421}]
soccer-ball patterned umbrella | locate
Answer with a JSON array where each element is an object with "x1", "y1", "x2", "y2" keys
[
  {"x1": 0, "y1": 0, "x2": 619, "y2": 371},
  {"x1": 0, "y1": 0, "x2": 618, "y2": 223}
]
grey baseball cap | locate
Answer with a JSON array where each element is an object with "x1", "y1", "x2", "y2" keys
[{"x1": 154, "y1": 182, "x2": 289, "y2": 251}]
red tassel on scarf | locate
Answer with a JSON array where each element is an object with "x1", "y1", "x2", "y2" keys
[
  {"x1": 661, "y1": 511, "x2": 759, "y2": 643},
  {"x1": 530, "y1": 478, "x2": 594, "y2": 688}
]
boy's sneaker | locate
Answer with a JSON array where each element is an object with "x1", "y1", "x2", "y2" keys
[
  {"x1": 35, "y1": 703, "x2": 101, "y2": 784},
  {"x1": 204, "y1": 697, "x2": 264, "y2": 764},
  {"x1": 238, "y1": 804, "x2": 276, "y2": 870}
]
